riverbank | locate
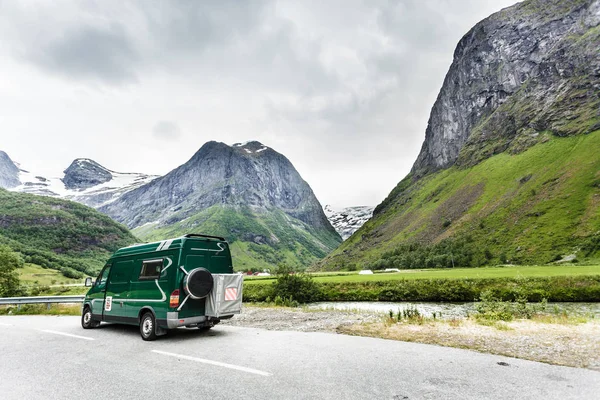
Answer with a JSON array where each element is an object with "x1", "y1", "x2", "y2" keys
[{"x1": 221, "y1": 305, "x2": 600, "y2": 371}]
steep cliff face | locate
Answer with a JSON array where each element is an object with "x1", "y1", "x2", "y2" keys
[
  {"x1": 320, "y1": 0, "x2": 600, "y2": 270},
  {"x1": 101, "y1": 141, "x2": 341, "y2": 270},
  {"x1": 0, "y1": 151, "x2": 20, "y2": 189},
  {"x1": 412, "y1": 0, "x2": 600, "y2": 177}
]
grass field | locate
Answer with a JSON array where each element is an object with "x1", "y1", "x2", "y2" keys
[{"x1": 243, "y1": 265, "x2": 600, "y2": 285}]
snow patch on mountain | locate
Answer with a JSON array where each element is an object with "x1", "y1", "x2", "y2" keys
[
  {"x1": 232, "y1": 141, "x2": 270, "y2": 154},
  {"x1": 9, "y1": 157, "x2": 158, "y2": 208},
  {"x1": 324, "y1": 205, "x2": 374, "y2": 240}
]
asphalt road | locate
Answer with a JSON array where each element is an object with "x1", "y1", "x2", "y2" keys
[{"x1": 0, "y1": 316, "x2": 598, "y2": 400}]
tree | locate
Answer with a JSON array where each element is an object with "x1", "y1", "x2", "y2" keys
[{"x1": 0, "y1": 245, "x2": 24, "y2": 297}]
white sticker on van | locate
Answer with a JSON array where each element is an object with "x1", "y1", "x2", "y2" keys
[{"x1": 105, "y1": 296, "x2": 112, "y2": 312}]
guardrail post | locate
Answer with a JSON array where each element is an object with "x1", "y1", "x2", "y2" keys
[
  {"x1": 47, "y1": 303, "x2": 51, "y2": 310},
  {"x1": 17, "y1": 304, "x2": 21, "y2": 311}
]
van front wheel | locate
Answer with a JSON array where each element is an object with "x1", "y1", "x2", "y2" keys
[
  {"x1": 81, "y1": 307, "x2": 99, "y2": 329},
  {"x1": 140, "y1": 312, "x2": 157, "y2": 341}
]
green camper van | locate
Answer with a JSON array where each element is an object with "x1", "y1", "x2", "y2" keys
[{"x1": 81, "y1": 234, "x2": 244, "y2": 341}]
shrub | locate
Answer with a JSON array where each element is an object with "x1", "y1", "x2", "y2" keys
[
  {"x1": 475, "y1": 290, "x2": 548, "y2": 322},
  {"x1": 270, "y1": 265, "x2": 321, "y2": 303},
  {"x1": 273, "y1": 295, "x2": 299, "y2": 308},
  {"x1": 60, "y1": 268, "x2": 84, "y2": 279},
  {"x1": 484, "y1": 249, "x2": 493, "y2": 260}
]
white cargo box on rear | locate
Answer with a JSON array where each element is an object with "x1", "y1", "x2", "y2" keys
[{"x1": 205, "y1": 274, "x2": 244, "y2": 317}]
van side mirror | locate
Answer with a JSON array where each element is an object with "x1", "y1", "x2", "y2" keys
[{"x1": 85, "y1": 277, "x2": 93, "y2": 287}]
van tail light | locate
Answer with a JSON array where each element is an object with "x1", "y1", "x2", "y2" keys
[{"x1": 170, "y1": 289, "x2": 180, "y2": 308}]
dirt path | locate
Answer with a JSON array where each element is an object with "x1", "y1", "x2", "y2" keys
[{"x1": 222, "y1": 305, "x2": 600, "y2": 371}]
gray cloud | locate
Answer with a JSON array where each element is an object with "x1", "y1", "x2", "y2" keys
[
  {"x1": 27, "y1": 24, "x2": 139, "y2": 84},
  {"x1": 0, "y1": 0, "x2": 519, "y2": 207},
  {"x1": 141, "y1": 0, "x2": 271, "y2": 55},
  {"x1": 153, "y1": 121, "x2": 182, "y2": 141}
]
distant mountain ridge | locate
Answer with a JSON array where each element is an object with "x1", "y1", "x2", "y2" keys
[
  {"x1": 102, "y1": 140, "x2": 341, "y2": 270},
  {"x1": 0, "y1": 155, "x2": 158, "y2": 207},
  {"x1": 63, "y1": 158, "x2": 114, "y2": 190},
  {"x1": 1, "y1": 141, "x2": 342, "y2": 270},
  {"x1": 324, "y1": 205, "x2": 374, "y2": 240},
  {"x1": 100, "y1": 141, "x2": 333, "y2": 231}
]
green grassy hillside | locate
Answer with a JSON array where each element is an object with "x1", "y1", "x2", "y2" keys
[
  {"x1": 133, "y1": 204, "x2": 341, "y2": 271},
  {"x1": 320, "y1": 131, "x2": 600, "y2": 270},
  {"x1": 0, "y1": 189, "x2": 137, "y2": 277},
  {"x1": 17, "y1": 263, "x2": 81, "y2": 286}
]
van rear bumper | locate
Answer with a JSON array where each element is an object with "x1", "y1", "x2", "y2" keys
[{"x1": 165, "y1": 312, "x2": 207, "y2": 328}]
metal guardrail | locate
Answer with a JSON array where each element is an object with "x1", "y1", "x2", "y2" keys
[{"x1": 0, "y1": 295, "x2": 85, "y2": 309}]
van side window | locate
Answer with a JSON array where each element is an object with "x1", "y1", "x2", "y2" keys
[{"x1": 139, "y1": 259, "x2": 163, "y2": 280}]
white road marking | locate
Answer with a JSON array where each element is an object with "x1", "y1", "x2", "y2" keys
[
  {"x1": 40, "y1": 330, "x2": 94, "y2": 341},
  {"x1": 152, "y1": 350, "x2": 272, "y2": 377},
  {"x1": 0, "y1": 322, "x2": 13, "y2": 326}
]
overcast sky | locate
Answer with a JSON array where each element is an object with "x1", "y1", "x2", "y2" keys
[{"x1": 0, "y1": 0, "x2": 518, "y2": 209}]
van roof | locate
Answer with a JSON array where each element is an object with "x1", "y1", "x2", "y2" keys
[{"x1": 111, "y1": 234, "x2": 227, "y2": 259}]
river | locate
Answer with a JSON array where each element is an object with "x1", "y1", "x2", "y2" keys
[{"x1": 307, "y1": 301, "x2": 600, "y2": 319}]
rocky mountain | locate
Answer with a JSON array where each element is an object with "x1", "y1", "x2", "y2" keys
[
  {"x1": 0, "y1": 155, "x2": 158, "y2": 208},
  {"x1": 324, "y1": 205, "x2": 374, "y2": 240},
  {"x1": 101, "y1": 141, "x2": 342, "y2": 270},
  {"x1": 0, "y1": 188, "x2": 137, "y2": 277},
  {"x1": 62, "y1": 160, "x2": 158, "y2": 208},
  {"x1": 62, "y1": 159, "x2": 113, "y2": 190},
  {"x1": 0, "y1": 151, "x2": 20, "y2": 189},
  {"x1": 412, "y1": 0, "x2": 600, "y2": 177},
  {"x1": 320, "y1": 0, "x2": 600, "y2": 271}
]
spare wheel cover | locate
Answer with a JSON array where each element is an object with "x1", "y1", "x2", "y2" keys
[{"x1": 183, "y1": 268, "x2": 214, "y2": 299}]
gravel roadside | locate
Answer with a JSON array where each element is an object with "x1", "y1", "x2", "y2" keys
[
  {"x1": 221, "y1": 305, "x2": 382, "y2": 332},
  {"x1": 221, "y1": 305, "x2": 600, "y2": 371}
]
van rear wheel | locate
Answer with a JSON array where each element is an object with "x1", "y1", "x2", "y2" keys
[{"x1": 140, "y1": 312, "x2": 157, "y2": 341}]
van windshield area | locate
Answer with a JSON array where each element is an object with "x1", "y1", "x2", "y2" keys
[{"x1": 95, "y1": 265, "x2": 111, "y2": 287}]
